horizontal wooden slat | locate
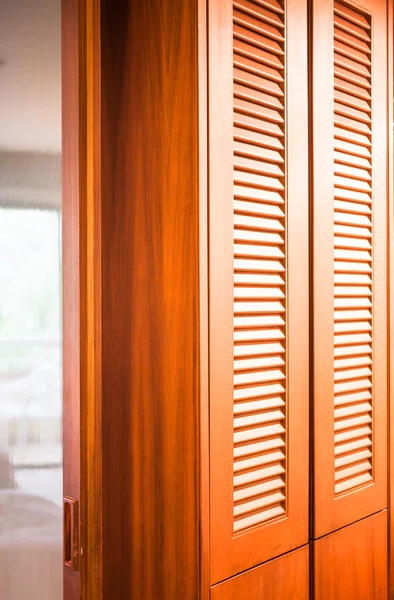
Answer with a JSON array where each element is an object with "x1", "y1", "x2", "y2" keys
[
  {"x1": 233, "y1": 38, "x2": 284, "y2": 70},
  {"x1": 334, "y1": 459, "x2": 372, "y2": 482},
  {"x1": 334, "y1": 113, "x2": 371, "y2": 136},
  {"x1": 234, "y1": 112, "x2": 284, "y2": 138},
  {"x1": 234, "y1": 67, "x2": 284, "y2": 97},
  {"x1": 334, "y1": 14, "x2": 370, "y2": 43},
  {"x1": 234, "y1": 273, "x2": 284, "y2": 285},
  {"x1": 335, "y1": 436, "x2": 372, "y2": 456},
  {"x1": 334, "y1": 355, "x2": 372, "y2": 370},
  {"x1": 234, "y1": 83, "x2": 284, "y2": 112},
  {"x1": 233, "y1": 474, "x2": 286, "y2": 501},
  {"x1": 234, "y1": 125, "x2": 284, "y2": 150},
  {"x1": 234, "y1": 489, "x2": 285, "y2": 517},
  {"x1": 234, "y1": 340, "x2": 285, "y2": 357},
  {"x1": 334, "y1": 390, "x2": 372, "y2": 406},
  {"x1": 233, "y1": 504, "x2": 285, "y2": 532},
  {"x1": 233, "y1": 10, "x2": 284, "y2": 44},
  {"x1": 333, "y1": 237, "x2": 371, "y2": 251},
  {"x1": 234, "y1": 154, "x2": 284, "y2": 177},
  {"x1": 333, "y1": 5, "x2": 373, "y2": 497},
  {"x1": 334, "y1": 129, "x2": 371, "y2": 149},
  {"x1": 334, "y1": 139, "x2": 371, "y2": 159},
  {"x1": 234, "y1": 185, "x2": 284, "y2": 204},
  {"x1": 234, "y1": 422, "x2": 286, "y2": 444},
  {"x1": 235, "y1": 256, "x2": 284, "y2": 273},
  {"x1": 334, "y1": 1, "x2": 370, "y2": 30},
  {"x1": 334, "y1": 198, "x2": 371, "y2": 214},
  {"x1": 334, "y1": 100, "x2": 371, "y2": 125},
  {"x1": 334, "y1": 424, "x2": 372, "y2": 445},
  {"x1": 334, "y1": 77, "x2": 371, "y2": 102},
  {"x1": 334, "y1": 263, "x2": 371, "y2": 275},
  {"x1": 234, "y1": 0, "x2": 285, "y2": 28},
  {"x1": 334, "y1": 64, "x2": 370, "y2": 89},
  {"x1": 334, "y1": 52, "x2": 371, "y2": 78},
  {"x1": 234, "y1": 53, "x2": 284, "y2": 84},
  {"x1": 334, "y1": 344, "x2": 372, "y2": 359},
  {"x1": 335, "y1": 471, "x2": 372, "y2": 494},
  {"x1": 334, "y1": 40, "x2": 371, "y2": 67},
  {"x1": 233, "y1": 25, "x2": 284, "y2": 57},
  {"x1": 231, "y1": 0, "x2": 287, "y2": 535},
  {"x1": 234, "y1": 97, "x2": 284, "y2": 124},
  {"x1": 334, "y1": 27, "x2": 370, "y2": 54},
  {"x1": 234, "y1": 10, "x2": 283, "y2": 40},
  {"x1": 234, "y1": 200, "x2": 285, "y2": 218}
]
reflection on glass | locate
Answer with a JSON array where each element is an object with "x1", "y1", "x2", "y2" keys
[{"x1": 0, "y1": 0, "x2": 62, "y2": 598}]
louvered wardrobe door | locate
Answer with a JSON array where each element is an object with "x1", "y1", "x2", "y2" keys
[
  {"x1": 209, "y1": 0, "x2": 309, "y2": 584},
  {"x1": 312, "y1": 0, "x2": 388, "y2": 539}
]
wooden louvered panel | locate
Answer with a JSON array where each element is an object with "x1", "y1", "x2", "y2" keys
[
  {"x1": 210, "y1": 0, "x2": 308, "y2": 583},
  {"x1": 313, "y1": 0, "x2": 387, "y2": 539},
  {"x1": 232, "y1": 0, "x2": 287, "y2": 537},
  {"x1": 333, "y1": 0, "x2": 372, "y2": 498}
]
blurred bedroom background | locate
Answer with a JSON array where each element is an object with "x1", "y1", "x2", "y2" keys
[{"x1": 0, "y1": 0, "x2": 62, "y2": 597}]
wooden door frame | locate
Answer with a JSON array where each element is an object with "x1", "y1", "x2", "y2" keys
[
  {"x1": 62, "y1": 0, "x2": 204, "y2": 598},
  {"x1": 62, "y1": 0, "x2": 102, "y2": 598},
  {"x1": 62, "y1": 0, "x2": 394, "y2": 598},
  {"x1": 389, "y1": 0, "x2": 394, "y2": 596}
]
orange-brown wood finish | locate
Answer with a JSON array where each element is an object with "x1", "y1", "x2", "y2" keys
[
  {"x1": 84, "y1": 0, "x2": 103, "y2": 597},
  {"x1": 62, "y1": 0, "x2": 102, "y2": 598},
  {"x1": 198, "y1": 0, "x2": 209, "y2": 597},
  {"x1": 312, "y1": 0, "x2": 388, "y2": 539},
  {"x1": 100, "y1": 0, "x2": 200, "y2": 597},
  {"x1": 61, "y1": 0, "x2": 394, "y2": 597},
  {"x1": 209, "y1": 0, "x2": 309, "y2": 584},
  {"x1": 313, "y1": 511, "x2": 388, "y2": 599},
  {"x1": 389, "y1": 0, "x2": 394, "y2": 595},
  {"x1": 62, "y1": 0, "x2": 84, "y2": 597},
  {"x1": 211, "y1": 546, "x2": 309, "y2": 600}
]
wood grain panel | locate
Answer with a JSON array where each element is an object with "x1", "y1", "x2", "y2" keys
[
  {"x1": 62, "y1": 0, "x2": 84, "y2": 597},
  {"x1": 199, "y1": 0, "x2": 209, "y2": 596},
  {"x1": 100, "y1": 0, "x2": 200, "y2": 598},
  {"x1": 211, "y1": 546, "x2": 309, "y2": 600},
  {"x1": 84, "y1": 0, "x2": 103, "y2": 597},
  {"x1": 312, "y1": 0, "x2": 388, "y2": 539},
  {"x1": 333, "y1": 4, "x2": 373, "y2": 495},
  {"x1": 209, "y1": 0, "x2": 309, "y2": 583},
  {"x1": 313, "y1": 510, "x2": 388, "y2": 600},
  {"x1": 388, "y1": 0, "x2": 394, "y2": 595},
  {"x1": 233, "y1": 0, "x2": 287, "y2": 535},
  {"x1": 63, "y1": 1, "x2": 103, "y2": 597}
]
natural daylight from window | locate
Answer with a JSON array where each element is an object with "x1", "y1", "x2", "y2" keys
[{"x1": 0, "y1": 0, "x2": 63, "y2": 598}]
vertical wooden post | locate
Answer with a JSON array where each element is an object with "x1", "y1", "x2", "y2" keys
[
  {"x1": 62, "y1": 0, "x2": 85, "y2": 596},
  {"x1": 99, "y1": 0, "x2": 200, "y2": 597},
  {"x1": 388, "y1": 0, "x2": 394, "y2": 595},
  {"x1": 62, "y1": 0, "x2": 102, "y2": 597}
]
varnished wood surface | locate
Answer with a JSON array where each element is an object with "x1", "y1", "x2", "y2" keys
[
  {"x1": 388, "y1": 0, "x2": 394, "y2": 595},
  {"x1": 209, "y1": 0, "x2": 309, "y2": 583},
  {"x1": 63, "y1": 0, "x2": 103, "y2": 597},
  {"x1": 62, "y1": 0, "x2": 84, "y2": 597},
  {"x1": 84, "y1": 0, "x2": 103, "y2": 597},
  {"x1": 312, "y1": 0, "x2": 388, "y2": 539},
  {"x1": 313, "y1": 511, "x2": 388, "y2": 599},
  {"x1": 100, "y1": 0, "x2": 200, "y2": 597},
  {"x1": 198, "y1": 0, "x2": 209, "y2": 597},
  {"x1": 211, "y1": 546, "x2": 309, "y2": 600}
]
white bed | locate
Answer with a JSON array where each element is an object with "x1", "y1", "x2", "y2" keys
[{"x1": 0, "y1": 451, "x2": 62, "y2": 599}]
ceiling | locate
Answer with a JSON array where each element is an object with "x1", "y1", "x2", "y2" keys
[{"x1": 0, "y1": 0, "x2": 61, "y2": 153}]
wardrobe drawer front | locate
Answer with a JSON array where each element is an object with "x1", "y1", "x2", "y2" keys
[{"x1": 210, "y1": 546, "x2": 309, "y2": 600}]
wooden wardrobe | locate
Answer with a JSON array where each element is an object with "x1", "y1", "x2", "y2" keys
[{"x1": 62, "y1": 0, "x2": 394, "y2": 597}]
